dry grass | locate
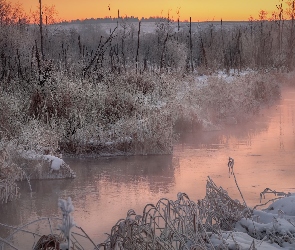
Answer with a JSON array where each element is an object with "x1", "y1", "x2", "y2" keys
[{"x1": 0, "y1": 142, "x2": 23, "y2": 203}]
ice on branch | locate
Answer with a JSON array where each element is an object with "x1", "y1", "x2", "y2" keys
[{"x1": 58, "y1": 197, "x2": 75, "y2": 248}]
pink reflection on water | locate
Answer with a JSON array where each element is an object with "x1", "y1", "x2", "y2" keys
[{"x1": 174, "y1": 88, "x2": 295, "y2": 209}]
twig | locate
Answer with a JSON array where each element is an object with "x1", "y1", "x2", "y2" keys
[
  {"x1": 253, "y1": 197, "x2": 283, "y2": 210},
  {"x1": 228, "y1": 157, "x2": 247, "y2": 208}
]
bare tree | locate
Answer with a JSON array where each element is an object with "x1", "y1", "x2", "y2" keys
[{"x1": 39, "y1": 0, "x2": 44, "y2": 60}]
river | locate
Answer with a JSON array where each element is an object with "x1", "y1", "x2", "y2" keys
[{"x1": 0, "y1": 87, "x2": 295, "y2": 248}]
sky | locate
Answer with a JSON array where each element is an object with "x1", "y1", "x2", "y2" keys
[{"x1": 12, "y1": 0, "x2": 280, "y2": 22}]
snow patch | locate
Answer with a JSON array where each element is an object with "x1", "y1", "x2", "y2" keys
[
  {"x1": 263, "y1": 194, "x2": 295, "y2": 216},
  {"x1": 43, "y1": 155, "x2": 65, "y2": 171}
]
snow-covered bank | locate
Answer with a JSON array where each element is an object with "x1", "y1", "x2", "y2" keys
[
  {"x1": 233, "y1": 193, "x2": 295, "y2": 249},
  {"x1": 0, "y1": 140, "x2": 75, "y2": 203}
]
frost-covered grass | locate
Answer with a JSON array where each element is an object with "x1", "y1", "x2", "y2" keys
[
  {"x1": 92, "y1": 171, "x2": 295, "y2": 249},
  {"x1": 1, "y1": 171, "x2": 294, "y2": 249},
  {"x1": 0, "y1": 69, "x2": 281, "y2": 157}
]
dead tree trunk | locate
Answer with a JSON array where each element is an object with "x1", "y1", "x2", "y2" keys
[
  {"x1": 189, "y1": 17, "x2": 194, "y2": 72},
  {"x1": 39, "y1": 0, "x2": 44, "y2": 60},
  {"x1": 136, "y1": 21, "x2": 141, "y2": 74},
  {"x1": 160, "y1": 33, "x2": 169, "y2": 71}
]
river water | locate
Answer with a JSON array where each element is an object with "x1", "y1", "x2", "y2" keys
[{"x1": 1, "y1": 88, "x2": 295, "y2": 248}]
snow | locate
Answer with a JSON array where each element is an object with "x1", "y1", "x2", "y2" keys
[
  {"x1": 211, "y1": 231, "x2": 282, "y2": 249},
  {"x1": 21, "y1": 150, "x2": 65, "y2": 171},
  {"x1": 232, "y1": 195, "x2": 295, "y2": 249},
  {"x1": 263, "y1": 194, "x2": 295, "y2": 216},
  {"x1": 20, "y1": 149, "x2": 42, "y2": 160},
  {"x1": 195, "y1": 69, "x2": 254, "y2": 85},
  {"x1": 43, "y1": 155, "x2": 65, "y2": 171}
]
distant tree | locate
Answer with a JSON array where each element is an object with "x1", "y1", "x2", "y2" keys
[
  {"x1": 31, "y1": 3, "x2": 59, "y2": 25},
  {"x1": 0, "y1": 0, "x2": 29, "y2": 25},
  {"x1": 0, "y1": 0, "x2": 11, "y2": 25},
  {"x1": 286, "y1": 0, "x2": 295, "y2": 68},
  {"x1": 258, "y1": 10, "x2": 268, "y2": 21}
]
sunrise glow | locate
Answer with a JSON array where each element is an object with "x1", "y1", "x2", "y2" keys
[{"x1": 12, "y1": 0, "x2": 280, "y2": 22}]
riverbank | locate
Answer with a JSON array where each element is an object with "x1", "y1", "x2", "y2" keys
[{"x1": 0, "y1": 69, "x2": 283, "y2": 205}]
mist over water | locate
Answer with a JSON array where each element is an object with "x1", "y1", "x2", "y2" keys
[{"x1": 1, "y1": 87, "x2": 295, "y2": 247}]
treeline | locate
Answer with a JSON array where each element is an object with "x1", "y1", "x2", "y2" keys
[
  {"x1": 1, "y1": 0, "x2": 295, "y2": 78},
  {"x1": 60, "y1": 16, "x2": 171, "y2": 25}
]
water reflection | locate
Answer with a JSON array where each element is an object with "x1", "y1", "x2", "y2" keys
[
  {"x1": 0, "y1": 155, "x2": 177, "y2": 245},
  {"x1": 0, "y1": 88, "x2": 295, "y2": 247}
]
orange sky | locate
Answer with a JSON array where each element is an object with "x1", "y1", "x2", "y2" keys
[{"x1": 12, "y1": 0, "x2": 280, "y2": 22}]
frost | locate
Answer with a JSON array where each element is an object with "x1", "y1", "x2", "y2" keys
[
  {"x1": 58, "y1": 197, "x2": 76, "y2": 249},
  {"x1": 43, "y1": 154, "x2": 64, "y2": 171}
]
